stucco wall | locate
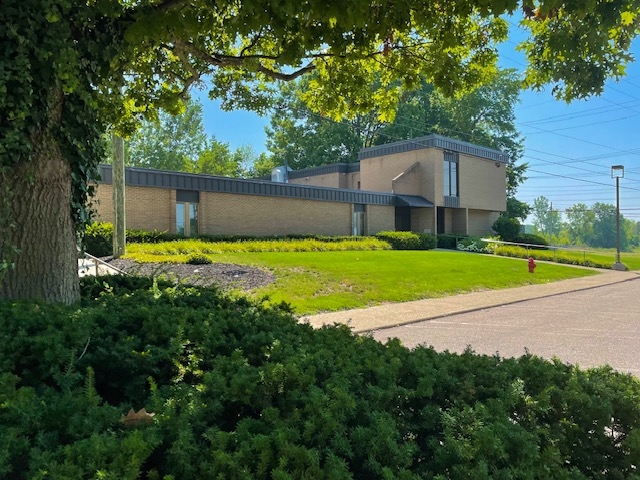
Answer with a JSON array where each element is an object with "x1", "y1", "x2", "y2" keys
[
  {"x1": 459, "y1": 154, "x2": 506, "y2": 212},
  {"x1": 468, "y1": 209, "x2": 500, "y2": 236}
]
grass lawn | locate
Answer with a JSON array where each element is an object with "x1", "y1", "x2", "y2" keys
[{"x1": 125, "y1": 249, "x2": 598, "y2": 315}]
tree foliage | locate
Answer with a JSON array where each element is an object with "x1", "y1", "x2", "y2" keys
[
  {"x1": 120, "y1": 98, "x2": 263, "y2": 177},
  {"x1": 533, "y1": 199, "x2": 639, "y2": 250},
  {"x1": 267, "y1": 70, "x2": 527, "y2": 185},
  {"x1": 531, "y1": 196, "x2": 562, "y2": 241}
]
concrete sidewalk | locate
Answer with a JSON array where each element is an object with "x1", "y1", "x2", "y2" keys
[{"x1": 300, "y1": 269, "x2": 640, "y2": 334}]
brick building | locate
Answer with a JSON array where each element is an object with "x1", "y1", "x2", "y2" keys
[{"x1": 92, "y1": 134, "x2": 507, "y2": 237}]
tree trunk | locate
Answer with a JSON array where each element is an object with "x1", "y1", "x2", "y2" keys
[{"x1": 0, "y1": 119, "x2": 80, "y2": 304}]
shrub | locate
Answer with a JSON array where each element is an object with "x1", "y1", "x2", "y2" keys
[
  {"x1": 456, "y1": 236, "x2": 490, "y2": 253},
  {"x1": 375, "y1": 231, "x2": 436, "y2": 250},
  {"x1": 127, "y1": 237, "x2": 390, "y2": 256},
  {"x1": 83, "y1": 223, "x2": 384, "y2": 257},
  {"x1": 3, "y1": 279, "x2": 640, "y2": 478},
  {"x1": 83, "y1": 221, "x2": 114, "y2": 257},
  {"x1": 493, "y1": 245, "x2": 615, "y2": 269},
  {"x1": 82, "y1": 222, "x2": 178, "y2": 256},
  {"x1": 514, "y1": 233, "x2": 549, "y2": 247},
  {"x1": 436, "y1": 234, "x2": 461, "y2": 250},
  {"x1": 492, "y1": 215, "x2": 521, "y2": 241},
  {"x1": 2, "y1": 278, "x2": 640, "y2": 478},
  {"x1": 185, "y1": 253, "x2": 212, "y2": 265}
]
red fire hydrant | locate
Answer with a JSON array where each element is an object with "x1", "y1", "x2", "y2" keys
[{"x1": 528, "y1": 257, "x2": 536, "y2": 273}]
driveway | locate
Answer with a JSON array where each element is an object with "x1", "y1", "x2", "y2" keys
[{"x1": 371, "y1": 279, "x2": 640, "y2": 375}]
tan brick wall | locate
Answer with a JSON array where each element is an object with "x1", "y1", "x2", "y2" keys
[
  {"x1": 366, "y1": 205, "x2": 395, "y2": 234},
  {"x1": 468, "y1": 209, "x2": 499, "y2": 236},
  {"x1": 452, "y1": 208, "x2": 468, "y2": 235},
  {"x1": 348, "y1": 171, "x2": 360, "y2": 189},
  {"x1": 91, "y1": 183, "x2": 113, "y2": 223},
  {"x1": 459, "y1": 154, "x2": 506, "y2": 211},
  {"x1": 92, "y1": 184, "x2": 174, "y2": 232},
  {"x1": 411, "y1": 208, "x2": 435, "y2": 234},
  {"x1": 200, "y1": 192, "x2": 353, "y2": 236}
]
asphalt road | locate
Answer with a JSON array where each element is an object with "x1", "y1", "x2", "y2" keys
[{"x1": 371, "y1": 278, "x2": 640, "y2": 375}]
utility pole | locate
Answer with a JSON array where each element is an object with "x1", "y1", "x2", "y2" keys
[
  {"x1": 611, "y1": 165, "x2": 625, "y2": 270},
  {"x1": 112, "y1": 133, "x2": 126, "y2": 258}
]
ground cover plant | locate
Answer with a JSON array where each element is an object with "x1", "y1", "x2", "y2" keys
[
  {"x1": 2, "y1": 277, "x2": 640, "y2": 479},
  {"x1": 123, "y1": 247, "x2": 597, "y2": 314},
  {"x1": 124, "y1": 237, "x2": 390, "y2": 256}
]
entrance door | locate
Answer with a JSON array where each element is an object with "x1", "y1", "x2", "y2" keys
[
  {"x1": 395, "y1": 207, "x2": 411, "y2": 231},
  {"x1": 437, "y1": 207, "x2": 445, "y2": 234}
]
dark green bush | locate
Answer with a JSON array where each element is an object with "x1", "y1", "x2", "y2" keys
[
  {"x1": 83, "y1": 221, "x2": 114, "y2": 257},
  {"x1": 514, "y1": 233, "x2": 549, "y2": 247},
  {"x1": 492, "y1": 215, "x2": 521, "y2": 241},
  {"x1": 2, "y1": 277, "x2": 640, "y2": 478},
  {"x1": 436, "y1": 234, "x2": 463, "y2": 250},
  {"x1": 82, "y1": 222, "x2": 179, "y2": 256},
  {"x1": 185, "y1": 253, "x2": 213, "y2": 265},
  {"x1": 375, "y1": 231, "x2": 436, "y2": 250}
]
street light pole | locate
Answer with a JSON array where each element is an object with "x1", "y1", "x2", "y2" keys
[{"x1": 611, "y1": 165, "x2": 625, "y2": 271}]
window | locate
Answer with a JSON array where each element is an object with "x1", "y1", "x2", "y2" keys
[
  {"x1": 176, "y1": 190, "x2": 199, "y2": 236},
  {"x1": 176, "y1": 203, "x2": 198, "y2": 236},
  {"x1": 353, "y1": 204, "x2": 366, "y2": 236},
  {"x1": 444, "y1": 152, "x2": 459, "y2": 197}
]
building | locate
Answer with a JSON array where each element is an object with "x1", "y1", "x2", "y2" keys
[{"x1": 92, "y1": 134, "x2": 507, "y2": 237}]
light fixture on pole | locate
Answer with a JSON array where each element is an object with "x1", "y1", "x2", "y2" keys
[{"x1": 611, "y1": 165, "x2": 626, "y2": 271}]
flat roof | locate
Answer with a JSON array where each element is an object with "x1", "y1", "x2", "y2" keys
[
  {"x1": 358, "y1": 134, "x2": 509, "y2": 163},
  {"x1": 97, "y1": 165, "x2": 404, "y2": 207}
]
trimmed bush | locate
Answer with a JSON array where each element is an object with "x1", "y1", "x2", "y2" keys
[
  {"x1": 494, "y1": 245, "x2": 616, "y2": 269},
  {"x1": 375, "y1": 231, "x2": 436, "y2": 250},
  {"x1": 83, "y1": 221, "x2": 114, "y2": 257},
  {"x1": 185, "y1": 253, "x2": 213, "y2": 265},
  {"x1": 436, "y1": 234, "x2": 462, "y2": 250},
  {"x1": 1, "y1": 278, "x2": 640, "y2": 478},
  {"x1": 514, "y1": 233, "x2": 549, "y2": 247},
  {"x1": 82, "y1": 222, "x2": 178, "y2": 257}
]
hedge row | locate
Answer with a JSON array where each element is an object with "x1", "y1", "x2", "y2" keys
[
  {"x1": 374, "y1": 231, "x2": 436, "y2": 250},
  {"x1": 84, "y1": 222, "x2": 438, "y2": 256},
  {"x1": 494, "y1": 245, "x2": 615, "y2": 269},
  {"x1": 1, "y1": 277, "x2": 640, "y2": 478}
]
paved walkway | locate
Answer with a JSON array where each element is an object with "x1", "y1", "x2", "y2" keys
[{"x1": 301, "y1": 269, "x2": 640, "y2": 333}]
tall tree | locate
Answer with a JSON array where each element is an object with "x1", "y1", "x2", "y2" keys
[
  {"x1": 125, "y1": 99, "x2": 208, "y2": 171},
  {"x1": 532, "y1": 196, "x2": 562, "y2": 241},
  {"x1": 266, "y1": 79, "x2": 377, "y2": 169},
  {"x1": 591, "y1": 202, "x2": 624, "y2": 249},
  {"x1": 116, "y1": 98, "x2": 263, "y2": 176},
  {"x1": 565, "y1": 203, "x2": 595, "y2": 245},
  {"x1": 268, "y1": 69, "x2": 527, "y2": 192},
  {"x1": 3, "y1": 1, "x2": 640, "y2": 304}
]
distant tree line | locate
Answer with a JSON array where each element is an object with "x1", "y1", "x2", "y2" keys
[{"x1": 530, "y1": 196, "x2": 639, "y2": 250}]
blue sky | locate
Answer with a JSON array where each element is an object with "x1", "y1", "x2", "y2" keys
[{"x1": 196, "y1": 26, "x2": 640, "y2": 223}]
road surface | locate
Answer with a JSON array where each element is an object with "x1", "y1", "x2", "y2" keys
[{"x1": 372, "y1": 279, "x2": 640, "y2": 375}]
